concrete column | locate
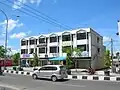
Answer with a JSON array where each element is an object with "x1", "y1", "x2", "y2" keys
[
  {"x1": 47, "y1": 37, "x2": 50, "y2": 57},
  {"x1": 28, "y1": 39, "x2": 30, "y2": 54},
  {"x1": 59, "y1": 35, "x2": 62, "y2": 56},
  {"x1": 73, "y1": 34, "x2": 77, "y2": 48}
]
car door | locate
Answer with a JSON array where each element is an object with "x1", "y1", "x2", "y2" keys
[
  {"x1": 42, "y1": 67, "x2": 53, "y2": 79},
  {"x1": 38, "y1": 67, "x2": 46, "y2": 78}
]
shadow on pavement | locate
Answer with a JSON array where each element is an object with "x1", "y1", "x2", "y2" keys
[{"x1": 36, "y1": 78, "x2": 70, "y2": 82}]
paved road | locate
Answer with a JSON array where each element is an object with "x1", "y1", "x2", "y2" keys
[{"x1": 0, "y1": 74, "x2": 120, "y2": 90}]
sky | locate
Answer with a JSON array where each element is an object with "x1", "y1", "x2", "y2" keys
[{"x1": 0, "y1": 0, "x2": 120, "y2": 54}]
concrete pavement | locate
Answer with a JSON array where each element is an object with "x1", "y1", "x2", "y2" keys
[{"x1": 0, "y1": 73, "x2": 120, "y2": 90}]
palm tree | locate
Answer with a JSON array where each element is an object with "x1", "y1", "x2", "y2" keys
[{"x1": 62, "y1": 47, "x2": 82, "y2": 69}]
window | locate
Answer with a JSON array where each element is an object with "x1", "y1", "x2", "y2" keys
[
  {"x1": 97, "y1": 48, "x2": 100, "y2": 53},
  {"x1": 21, "y1": 41, "x2": 26, "y2": 46},
  {"x1": 62, "y1": 35, "x2": 71, "y2": 41},
  {"x1": 30, "y1": 48, "x2": 34, "y2": 54},
  {"x1": 29, "y1": 39, "x2": 35, "y2": 45},
  {"x1": 39, "y1": 38, "x2": 45, "y2": 43},
  {"x1": 21, "y1": 49, "x2": 28, "y2": 54},
  {"x1": 50, "y1": 47, "x2": 59, "y2": 53},
  {"x1": 40, "y1": 67, "x2": 57, "y2": 71},
  {"x1": 39, "y1": 47, "x2": 45, "y2": 53},
  {"x1": 97, "y1": 37, "x2": 100, "y2": 43},
  {"x1": 50, "y1": 37, "x2": 57, "y2": 43},
  {"x1": 77, "y1": 33, "x2": 88, "y2": 40},
  {"x1": 77, "y1": 45, "x2": 86, "y2": 51},
  {"x1": 62, "y1": 46, "x2": 71, "y2": 53}
]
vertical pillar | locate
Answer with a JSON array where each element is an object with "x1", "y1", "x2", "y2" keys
[{"x1": 59, "y1": 35, "x2": 62, "y2": 56}]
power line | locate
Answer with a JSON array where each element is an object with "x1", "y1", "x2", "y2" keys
[
  {"x1": 16, "y1": 0, "x2": 72, "y2": 29},
  {"x1": 6, "y1": 0, "x2": 71, "y2": 30},
  {"x1": 0, "y1": 1, "x2": 67, "y2": 30}
]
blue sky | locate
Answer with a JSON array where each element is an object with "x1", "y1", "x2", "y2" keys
[{"x1": 0, "y1": 0, "x2": 120, "y2": 54}]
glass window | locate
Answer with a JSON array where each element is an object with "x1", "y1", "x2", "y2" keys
[
  {"x1": 50, "y1": 37, "x2": 57, "y2": 43},
  {"x1": 21, "y1": 41, "x2": 26, "y2": 46},
  {"x1": 39, "y1": 47, "x2": 45, "y2": 53},
  {"x1": 62, "y1": 35, "x2": 71, "y2": 41},
  {"x1": 97, "y1": 37, "x2": 100, "y2": 43},
  {"x1": 98, "y1": 48, "x2": 100, "y2": 53},
  {"x1": 39, "y1": 38, "x2": 45, "y2": 43},
  {"x1": 29, "y1": 39, "x2": 35, "y2": 45},
  {"x1": 50, "y1": 47, "x2": 58, "y2": 53},
  {"x1": 77, "y1": 45, "x2": 86, "y2": 51},
  {"x1": 62, "y1": 46, "x2": 71, "y2": 53},
  {"x1": 21, "y1": 49, "x2": 28, "y2": 54},
  {"x1": 77, "y1": 33, "x2": 88, "y2": 40},
  {"x1": 40, "y1": 67, "x2": 57, "y2": 71},
  {"x1": 30, "y1": 48, "x2": 34, "y2": 54}
]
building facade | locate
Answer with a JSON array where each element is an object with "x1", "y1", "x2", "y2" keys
[{"x1": 20, "y1": 28, "x2": 104, "y2": 69}]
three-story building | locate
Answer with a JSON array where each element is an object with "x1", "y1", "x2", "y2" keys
[{"x1": 20, "y1": 28, "x2": 104, "y2": 69}]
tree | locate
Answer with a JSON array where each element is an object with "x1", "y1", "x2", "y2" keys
[
  {"x1": 33, "y1": 52, "x2": 39, "y2": 67},
  {"x1": 62, "y1": 47, "x2": 82, "y2": 69},
  {"x1": 12, "y1": 53, "x2": 20, "y2": 66},
  {"x1": 104, "y1": 50, "x2": 111, "y2": 68},
  {"x1": 0, "y1": 45, "x2": 6, "y2": 58}
]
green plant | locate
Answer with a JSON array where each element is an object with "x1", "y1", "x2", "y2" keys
[
  {"x1": 12, "y1": 53, "x2": 20, "y2": 66},
  {"x1": 33, "y1": 52, "x2": 39, "y2": 67},
  {"x1": 13, "y1": 66, "x2": 16, "y2": 71},
  {"x1": 104, "y1": 50, "x2": 111, "y2": 68},
  {"x1": 63, "y1": 47, "x2": 82, "y2": 69}
]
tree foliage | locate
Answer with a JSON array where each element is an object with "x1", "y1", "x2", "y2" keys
[
  {"x1": 104, "y1": 50, "x2": 111, "y2": 67},
  {"x1": 63, "y1": 47, "x2": 82, "y2": 68},
  {"x1": 33, "y1": 52, "x2": 39, "y2": 67},
  {"x1": 0, "y1": 45, "x2": 6, "y2": 58},
  {"x1": 12, "y1": 53, "x2": 20, "y2": 66}
]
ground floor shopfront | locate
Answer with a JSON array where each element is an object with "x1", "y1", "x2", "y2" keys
[{"x1": 20, "y1": 57, "x2": 92, "y2": 69}]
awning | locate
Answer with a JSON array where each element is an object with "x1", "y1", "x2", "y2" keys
[{"x1": 49, "y1": 57, "x2": 66, "y2": 61}]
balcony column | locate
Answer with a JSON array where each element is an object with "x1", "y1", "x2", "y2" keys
[
  {"x1": 56, "y1": 35, "x2": 59, "y2": 57},
  {"x1": 45, "y1": 37, "x2": 47, "y2": 55},
  {"x1": 60, "y1": 34, "x2": 63, "y2": 56},
  {"x1": 27, "y1": 39, "x2": 30, "y2": 54},
  {"x1": 85, "y1": 31, "x2": 88, "y2": 54},
  {"x1": 70, "y1": 33, "x2": 72, "y2": 50}
]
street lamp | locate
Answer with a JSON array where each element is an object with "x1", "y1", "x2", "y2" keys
[{"x1": 0, "y1": 9, "x2": 8, "y2": 70}]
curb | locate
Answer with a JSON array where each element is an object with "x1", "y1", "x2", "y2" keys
[
  {"x1": 68, "y1": 75, "x2": 120, "y2": 82},
  {"x1": 3, "y1": 70, "x2": 33, "y2": 76},
  {"x1": 3, "y1": 70, "x2": 120, "y2": 82}
]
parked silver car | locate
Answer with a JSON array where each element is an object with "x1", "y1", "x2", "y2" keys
[{"x1": 32, "y1": 65, "x2": 68, "y2": 82}]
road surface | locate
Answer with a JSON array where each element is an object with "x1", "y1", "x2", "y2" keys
[{"x1": 0, "y1": 73, "x2": 120, "y2": 90}]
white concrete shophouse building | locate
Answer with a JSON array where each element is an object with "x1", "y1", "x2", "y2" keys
[{"x1": 20, "y1": 28, "x2": 104, "y2": 69}]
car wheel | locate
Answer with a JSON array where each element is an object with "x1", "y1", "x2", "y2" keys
[
  {"x1": 32, "y1": 74, "x2": 38, "y2": 80},
  {"x1": 51, "y1": 76, "x2": 57, "y2": 82}
]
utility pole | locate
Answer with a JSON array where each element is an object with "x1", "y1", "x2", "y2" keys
[
  {"x1": 0, "y1": 9, "x2": 8, "y2": 70},
  {"x1": 111, "y1": 38, "x2": 114, "y2": 72}
]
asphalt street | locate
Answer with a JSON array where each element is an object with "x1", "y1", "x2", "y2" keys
[{"x1": 0, "y1": 74, "x2": 120, "y2": 90}]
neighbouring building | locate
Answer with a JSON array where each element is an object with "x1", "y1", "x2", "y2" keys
[{"x1": 20, "y1": 28, "x2": 104, "y2": 69}]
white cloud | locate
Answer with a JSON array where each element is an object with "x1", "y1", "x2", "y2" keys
[
  {"x1": 0, "y1": 19, "x2": 23, "y2": 32},
  {"x1": 10, "y1": 31, "x2": 31, "y2": 39},
  {"x1": 103, "y1": 36, "x2": 111, "y2": 43},
  {"x1": 13, "y1": 0, "x2": 42, "y2": 9},
  {"x1": 10, "y1": 32, "x2": 27, "y2": 39}
]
